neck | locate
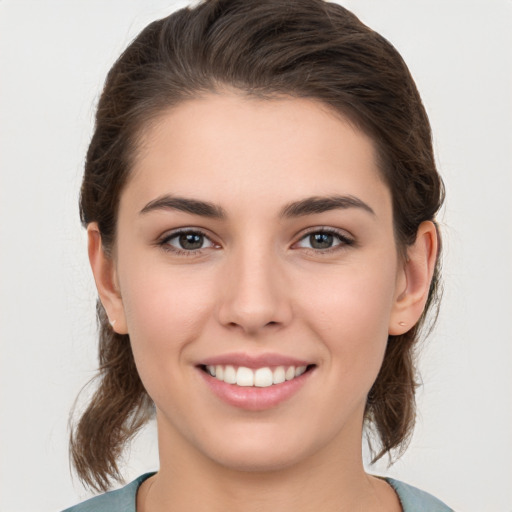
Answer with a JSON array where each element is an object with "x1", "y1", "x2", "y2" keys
[{"x1": 138, "y1": 415, "x2": 400, "y2": 512}]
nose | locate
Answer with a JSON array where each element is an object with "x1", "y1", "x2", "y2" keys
[{"x1": 216, "y1": 244, "x2": 292, "y2": 335}]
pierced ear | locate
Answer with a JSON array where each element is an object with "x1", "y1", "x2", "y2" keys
[
  {"x1": 389, "y1": 221, "x2": 438, "y2": 335},
  {"x1": 87, "y1": 223, "x2": 128, "y2": 335}
]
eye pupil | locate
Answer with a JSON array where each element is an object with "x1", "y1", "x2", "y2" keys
[
  {"x1": 179, "y1": 233, "x2": 204, "y2": 250},
  {"x1": 310, "y1": 233, "x2": 333, "y2": 249}
]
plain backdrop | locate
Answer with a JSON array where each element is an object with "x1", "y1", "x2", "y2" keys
[{"x1": 1, "y1": 1, "x2": 511, "y2": 511}]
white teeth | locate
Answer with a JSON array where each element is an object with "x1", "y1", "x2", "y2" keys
[
  {"x1": 285, "y1": 366, "x2": 295, "y2": 381},
  {"x1": 223, "y1": 365, "x2": 237, "y2": 384},
  {"x1": 206, "y1": 364, "x2": 310, "y2": 387},
  {"x1": 272, "y1": 366, "x2": 286, "y2": 384},
  {"x1": 236, "y1": 367, "x2": 254, "y2": 387},
  {"x1": 295, "y1": 366, "x2": 307, "y2": 377},
  {"x1": 254, "y1": 367, "x2": 273, "y2": 387}
]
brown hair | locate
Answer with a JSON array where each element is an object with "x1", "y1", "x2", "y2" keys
[{"x1": 72, "y1": 0, "x2": 444, "y2": 491}]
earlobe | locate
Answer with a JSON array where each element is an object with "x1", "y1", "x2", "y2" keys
[
  {"x1": 389, "y1": 221, "x2": 438, "y2": 335},
  {"x1": 87, "y1": 223, "x2": 128, "y2": 334}
]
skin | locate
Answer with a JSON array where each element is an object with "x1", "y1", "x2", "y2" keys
[{"x1": 88, "y1": 92, "x2": 437, "y2": 512}]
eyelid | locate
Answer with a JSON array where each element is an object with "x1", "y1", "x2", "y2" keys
[
  {"x1": 155, "y1": 226, "x2": 354, "y2": 255},
  {"x1": 157, "y1": 227, "x2": 220, "y2": 254},
  {"x1": 293, "y1": 226, "x2": 355, "y2": 250}
]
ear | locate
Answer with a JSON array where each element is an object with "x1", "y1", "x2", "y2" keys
[
  {"x1": 389, "y1": 221, "x2": 438, "y2": 335},
  {"x1": 87, "y1": 223, "x2": 128, "y2": 334}
]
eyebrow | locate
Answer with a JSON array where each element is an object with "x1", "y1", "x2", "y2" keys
[
  {"x1": 280, "y1": 195, "x2": 375, "y2": 218},
  {"x1": 139, "y1": 193, "x2": 375, "y2": 219},
  {"x1": 139, "y1": 195, "x2": 226, "y2": 218}
]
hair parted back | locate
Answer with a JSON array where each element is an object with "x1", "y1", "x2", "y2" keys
[{"x1": 73, "y1": 0, "x2": 444, "y2": 492}]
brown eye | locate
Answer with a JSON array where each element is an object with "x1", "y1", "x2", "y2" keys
[
  {"x1": 295, "y1": 229, "x2": 354, "y2": 251},
  {"x1": 161, "y1": 230, "x2": 216, "y2": 253},
  {"x1": 178, "y1": 233, "x2": 204, "y2": 250},
  {"x1": 309, "y1": 233, "x2": 334, "y2": 249}
]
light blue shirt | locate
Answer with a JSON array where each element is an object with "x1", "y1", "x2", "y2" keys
[{"x1": 62, "y1": 472, "x2": 454, "y2": 511}]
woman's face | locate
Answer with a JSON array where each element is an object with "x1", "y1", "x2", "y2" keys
[{"x1": 109, "y1": 92, "x2": 407, "y2": 471}]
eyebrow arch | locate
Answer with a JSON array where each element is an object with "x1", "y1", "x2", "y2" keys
[
  {"x1": 139, "y1": 195, "x2": 226, "y2": 219},
  {"x1": 139, "y1": 193, "x2": 374, "y2": 219},
  {"x1": 280, "y1": 195, "x2": 375, "y2": 218}
]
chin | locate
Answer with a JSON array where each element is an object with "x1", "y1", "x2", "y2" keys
[
  {"x1": 209, "y1": 445, "x2": 309, "y2": 474},
  {"x1": 193, "y1": 423, "x2": 326, "y2": 474}
]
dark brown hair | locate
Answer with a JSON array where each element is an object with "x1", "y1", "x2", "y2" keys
[{"x1": 72, "y1": 0, "x2": 444, "y2": 491}]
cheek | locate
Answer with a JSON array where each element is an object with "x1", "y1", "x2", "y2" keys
[
  {"x1": 295, "y1": 259, "x2": 397, "y2": 365},
  {"x1": 118, "y1": 266, "x2": 219, "y2": 418},
  {"x1": 118, "y1": 263, "x2": 215, "y2": 365}
]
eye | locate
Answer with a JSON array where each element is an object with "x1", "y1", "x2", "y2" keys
[
  {"x1": 160, "y1": 230, "x2": 216, "y2": 253},
  {"x1": 295, "y1": 229, "x2": 354, "y2": 251}
]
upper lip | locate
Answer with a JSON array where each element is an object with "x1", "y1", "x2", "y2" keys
[{"x1": 198, "y1": 352, "x2": 313, "y2": 369}]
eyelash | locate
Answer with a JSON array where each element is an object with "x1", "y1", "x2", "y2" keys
[
  {"x1": 158, "y1": 229, "x2": 217, "y2": 256},
  {"x1": 157, "y1": 227, "x2": 355, "y2": 256},
  {"x1": 295, "y1": 227, "x2": 355, "y2": 254}
]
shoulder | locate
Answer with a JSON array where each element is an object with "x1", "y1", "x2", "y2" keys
[
  {"x1": 61, "y1": 473, "x2": 155, "y2": 512},
  {"x1": 385, "y1": 478, "x2": 454, "y2": 512}
]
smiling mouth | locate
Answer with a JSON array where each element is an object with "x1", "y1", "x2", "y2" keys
[{"x1": 200, "y1": 364, "x2": 316, "y2": 388}]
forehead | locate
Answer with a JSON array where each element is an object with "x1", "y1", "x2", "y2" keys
[{"x1": 123, "y1": 92, "x2": 391, "y2": 219}]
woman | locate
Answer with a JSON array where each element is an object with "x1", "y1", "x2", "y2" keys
[{"x1": 65, "y1": 0, "x2": 451, "y2": 510}]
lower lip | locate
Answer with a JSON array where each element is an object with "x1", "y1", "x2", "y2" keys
[{"x1": 198, "y1": 368, "x2": 313, "y2": 411}]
